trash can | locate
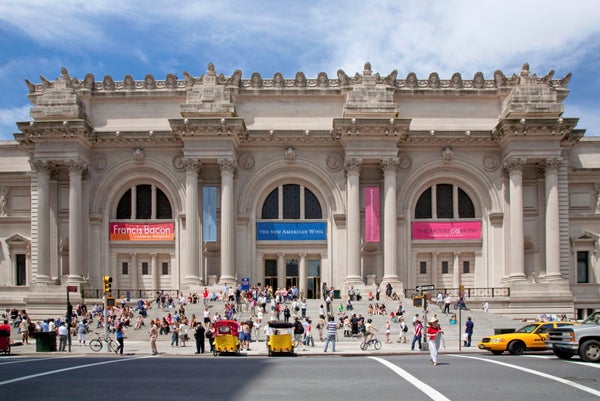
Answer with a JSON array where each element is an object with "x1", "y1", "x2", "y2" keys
[
  {"x1": 333, "y1": 290, "x2": 341, "y2": 299},
  {"x1": 413, "y1": 296, "x2": 423, "y2": 308},
  {"x1": 494, "y1": 328, "x2": 516, "y2": 335},
  {"x1": 36, "y1": 331, "x2": 57, "y2": 352}
]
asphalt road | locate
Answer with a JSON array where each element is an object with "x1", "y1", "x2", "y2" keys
[{"x1": 0, "y1": 353, "x2": 599, "y2": 401}]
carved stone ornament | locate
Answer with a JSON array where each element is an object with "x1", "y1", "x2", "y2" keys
[
  {"x1": 93, "y1": 154, "x2": 107, "y2": 172},
  {"x1": 503, "y1": 158, "x2": 527, "y2": 172},
  {"x1": 0, "y1": 186, "x2": 8, "y2": 217},
  {"x1": 284, "y1": 147, "x2": 296, "y2": 163},
  {"x1": 133, "y1": 148, "x2": 145, "y2": 164},
  {"x1": 30, "y1": 160, "x2": 58, "y2": 178},
  {"x1": 541, "y1": 158, "x2": 562, "y2": 173},
  {"x1": 482, "y1": 153, "x2": 499, "y2": 172},
  {"x1": 397, "y1": 154, "x2": 412, "y2": 171},
  {"x1": 218, "y1": 158, "x2": 237, "y2": 174},
  {"x1": 344, "y1": 158, "x2": 362, "y2": 174},
  {"x1": 326, "y1": 153, "x2": 344, "y2": 172},
  {"x1": 380, "y1": 158, "x2": 399, "y2": 174},
  {"x1": 65, "y1": 159, "x2": 88, "y2": 175},
  {"x1": 238, "y1": 153, "x2": 255, "y2": 171},
  {"x1": 182, "y1": 158, "x2": 202, "y2": 174},
  {"x1": 442, "y1": 147, "x2": 454, "y2": 164}
]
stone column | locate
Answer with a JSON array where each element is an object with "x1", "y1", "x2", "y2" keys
[
  {"x1": 504, "y1": 158, "x2": 527, "y2": 279},
  {"x1": 110, "y1": 252, "x2": 118, "y2": 289},
  {"x1": 431, "y1": 252, "x2": 438, "y2": 287},
  {"x1": 299, "y1": 252, "x2": 307, "y2": 299},
  {"x1": 151, "y1": 253, "x2": 159, "y2": 290},
  {"x1": 542, "y1": 158, "x2": 562, "y2": 279},
  {"x1": 218, "y1": 158, "x2": 237, "y2": 284},
  {"x1": 277, "y1": 252, "x2": 286, "y2": 290},
  {"x1": 131, "y1": 253, "x2": 138, "y2": 291},
  {"x1": 30, "y1": 160, "x2": 56, "y2": 283},
  {"x1": 66, "y1": 159, "x2": 87, "y2": 283},
  {"x1": 345, "y1": 158, "x2": 363, "y2": 284},
  {"x1": 183, "y1": 159, "x2": 202, "y2": 286},
  {"x1": 452, "y1": 252, "x2": 460, "y2": 289},
  {"x1": 381, "y1": 158, "x2": 400, "y2": 282}
]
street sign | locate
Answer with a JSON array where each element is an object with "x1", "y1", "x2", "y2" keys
[
  {"x1": 67, "y1": 285, "x2": 78, "y2": 293},
  {"x1": 416, "y1": 284, "x2": 435, "y2": 291}
]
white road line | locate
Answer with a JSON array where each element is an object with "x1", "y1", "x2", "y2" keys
[
  {"x1": 370, "y1": 357, "x2": 451, "y2": 401},
  {"x1": 0, "y1": 356, "x2": 154, "y2": 386},
  {"x1": 521, "y1": 354, "x2": 600, "y2": 369},
  {"x1": 451, "y1": 355, "x2": 600, "y2": 397},
  {"x1": 0, "y1": 355, "x2": 80, "y2": 366}
]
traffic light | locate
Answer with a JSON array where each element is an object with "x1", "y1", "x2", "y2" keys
[{"x1": 103, "y1": 275, "x2": 112, "y2": 294}]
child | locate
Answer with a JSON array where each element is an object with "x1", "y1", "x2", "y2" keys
[{"x1": 384, "y1": 320, "x2": 391, "y2": 343}]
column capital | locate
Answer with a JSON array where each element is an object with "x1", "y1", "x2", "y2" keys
[
  {"x1": 503, "y1": 157, "x2": 527, "y2": 173},
  {"x1": 65, "y1": 159, "x2": 88, "y2": 175},
  {"x1": 539, "y1": 157, "x2": 562, "y2": 174},
  {"x1": 30, "y1": 160, "x2": 58, "y2": 177},
  {"x1": 344, "y1": 158, "x2": 362, "y2": 174},
  {"x1": 182, "y1": 158, "x2": 202, "y2": 174},
  {"x1": 380, "y1": 158, "x2": 399, "y2": 175},
  {"x1": 218, "y1": 157, "x2": 237, "y2": 174}
]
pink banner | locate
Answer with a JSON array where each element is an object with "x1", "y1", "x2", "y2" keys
[
  {"x1": 364, "y1": 187, "x2": 380, "y2": 242},
  {"x1": 412, "y1": 221, "x2": 481, "y2": 240},
  {"x1": 109, "y1": 222, "x2": 175, "y2": 241}
]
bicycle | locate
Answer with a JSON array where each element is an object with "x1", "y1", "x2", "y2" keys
[
  {"x1": 360, "y1": 336, "x2": 382, "y2": 351},
  {"x1": 89, "y1": 332, "x2": 118, "y2": 352}
]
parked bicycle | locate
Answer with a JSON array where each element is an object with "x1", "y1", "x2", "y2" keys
[
  {"x1": 360, "y1": 336, "x2": 382, "y2": 351},
  {"x1": 89, "y1": 332, "x2": 118, "y2": 352}
]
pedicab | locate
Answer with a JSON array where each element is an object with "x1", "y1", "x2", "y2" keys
[
  {"x1": 212, "y1": 319, "x2": 240, "y2": 356},
  {"x1": 0, "y1": 320, "x2": 11, "y2": 355},
  {"x1": 266, "y1": 321, "x2": 295, "y2": 356}
]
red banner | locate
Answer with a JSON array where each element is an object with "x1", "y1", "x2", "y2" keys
[
  {"x1": 364, "y1": 187, "x2": 380, "y2": 242},
  {"x1": 412, "y1": 221, "x2": 481, "y2": 240},
  {"x1": 109, "y1": 222, "x2": 175, "y2": 241}
]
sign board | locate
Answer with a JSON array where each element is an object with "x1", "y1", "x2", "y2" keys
[
  {"x1": 256, "y1": 222, "x2": 326, "y2": 241},
  {"x1": 412, "y1": 221, "x2": 481, "y2": 240},
  {"x1": 67, "y1": 285, "x2": 78, "y2": 293},
  {"x1": 241, "y1": 278, "x2": 250, "y2": 291},
  {"x1": 109, "y1": 222, "x2": 175, "y2": 241},
  {"x1": 416, "y1": 284, "x2": 435, "y2": 291}
]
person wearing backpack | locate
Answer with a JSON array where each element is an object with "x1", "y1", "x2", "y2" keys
[
  {"x1": 397, "y1": 316, "x2": 408, "y2": 343},
  {"x1": 293, "y1": 317, "x2": 304, "y2": 348}
]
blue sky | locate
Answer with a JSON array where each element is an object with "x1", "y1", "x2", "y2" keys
[{"x1": 0, "y1": 0, "x2": 599, "y2": 140}]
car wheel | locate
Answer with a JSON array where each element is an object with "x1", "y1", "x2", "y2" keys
[
  {"x1": 553, "y1": 349, "x2": 573, "y2": 360},
  {"x1": 491, "y1": 350, "x2": 503, "y2": 355},
  {"x1": 579, "y1": 340, "x2": 600, "y2": 363},
  {"x1": 508, "y1": 341, "x2": 525, "y2": 355}
]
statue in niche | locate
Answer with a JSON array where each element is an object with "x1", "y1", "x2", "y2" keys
[
  {"x1": 103, "y1": 75, "x2": 115, "y2": 91},
  {"x1": 0, "y1": 186, "x2": 7, "y2": 216},
  {"x1": 294, "y1": 71, "x2": 307, "y2": 88},
  {"x1": 595, "y1": 189, "x2": 600, "y2": 214}
]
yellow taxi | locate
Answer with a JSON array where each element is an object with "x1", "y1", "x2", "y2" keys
[{"x1": 478, "y1": 321, "x2": 576, "y2": 355}]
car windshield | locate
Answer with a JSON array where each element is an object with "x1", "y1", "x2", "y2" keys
[
  {"x1": 581, "y1": 311, "x2": 600, "y2": 325},
  {"x1": 515, "y1": 324, "x2": 538, "y2": 334}
]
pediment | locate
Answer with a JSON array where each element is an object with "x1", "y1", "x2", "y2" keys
[{"x1": 5, "y1": 233, "x2": 31, "y2": 247}]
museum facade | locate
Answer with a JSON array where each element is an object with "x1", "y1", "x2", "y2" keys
[{"x1": 0, "y1": 62, "x2": 599, "y2": 318}]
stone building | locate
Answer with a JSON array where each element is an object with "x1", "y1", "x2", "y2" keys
[{"x1": 0, "y1": 62, "x2": 598, "y2": 319}]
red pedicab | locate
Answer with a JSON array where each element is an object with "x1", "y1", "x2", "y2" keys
[{"x1": 212, "y1": 319, "x2": 241, "y2": 356}]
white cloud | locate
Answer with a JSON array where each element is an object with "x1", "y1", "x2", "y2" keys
[{"x1": 0, "y1": 105, "x2": 30, "y2": 140}]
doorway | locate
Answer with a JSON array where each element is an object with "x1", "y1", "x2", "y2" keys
[{"x1": 286, "y1": 258, "x2": 298, "y2": 289}]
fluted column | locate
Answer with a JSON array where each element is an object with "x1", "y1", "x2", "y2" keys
[
  {"x1": 131, "y1": 253, "x2": 138, "y2": 291},
  {"x1": 183, "y1": 159, "x2": 201, "y2": 286},
  {"x1": 30, "y1": 160, "x2": 56, "y2": 283},
  {"x1": 542, "y1": 158, "x2": 562, "y2": 279},
  {"x1": 431, "y1": 252, "x2": 438, "y2": 287},
  {"x1": 505, "y1": 158, "x2": 527, "y2": 279},
  {"x1": 299, "y1": 252, "x2": 307, "y2": 299},
  {"x1": 151, "y1": 253, "x2": 159, "y2": 290},
  {"x1": 381, "y1": 158, "x2": 399, "y2": 282},
  {"x1": 66, "y1": 159, "x2": 87, "y2": 283},
  {"x1": 218, "y1": 158, "x2": 237, "y2": 284},
  {"x1": 452, "y1": 252, "x2": 460, "y2": 289},
  {"x1": 345, "y1": 158, "x2": 363, "y2": 284}
]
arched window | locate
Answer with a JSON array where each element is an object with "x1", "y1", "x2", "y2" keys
[
  {"x1": 261, "y1": 184, "x2": 322, "y2": 220},
  {"x1": 415, "y1": 184, "x2": 475, "y2": 219},
  {"x1": 116, "y1": 184, "x2": 172, "y2": 219}
]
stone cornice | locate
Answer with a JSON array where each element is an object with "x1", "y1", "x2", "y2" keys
[
  {"x1": 15, "y1": 120, "x2": 95, "y2": 147},
  {"x1": 332, "y1": 118, "x2": 411, "y2": 143},
  {"x1": 492, "y1": 117, "x2": 580, "y2": 143},
  {"x1": 170, "y1": 117, "x2": 247, "y2": 142},
  {"x1": 24, "y1": 64, "x2": 572, "y2": 99}
]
